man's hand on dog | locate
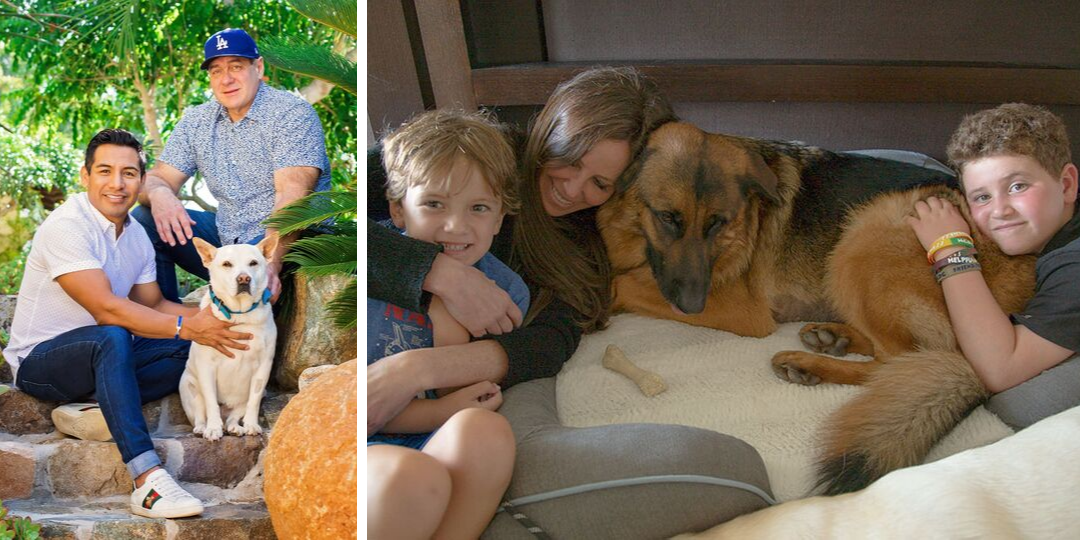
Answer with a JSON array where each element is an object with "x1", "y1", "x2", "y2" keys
[
  {"x1": 425, "y1": 254, "x2": 522, "y2": 337},
  {"x1": 266, "y1": 261, "x2": 283, "y2": 304},
  {"x1": 149, "y1": 188, "x2": 198, "y2": 247},
  {"x1": 180, "y1": 307, "x2": 253, "y2": 358},
  {"x1": 438, "y1": 381, "x2": 503, "y2": 413},
  {"x1": 906, "y1": 196, "x2": 971, "y2": 253}
]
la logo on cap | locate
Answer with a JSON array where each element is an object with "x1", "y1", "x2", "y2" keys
[{"x1": 215, "y1": 34, "x2": 229, "y2": 50}]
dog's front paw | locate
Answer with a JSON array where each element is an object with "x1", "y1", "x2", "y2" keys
[
  {"x1": 771, "y1": 351, "x2": 822, "y2": 386},
  {"x1": 241, "y1": 422, "x2": 263, "y2": 436},
  {"x1": 203, "y1": 421, "x2": 224, "y2": 441}
]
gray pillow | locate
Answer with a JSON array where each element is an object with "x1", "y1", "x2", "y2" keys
[
  {"x1": 987, "y1": 354, "x2": 1080, "y2": 430},
  {"x1": 482, "y1": 377, "x2": 773, "y2": 539}
]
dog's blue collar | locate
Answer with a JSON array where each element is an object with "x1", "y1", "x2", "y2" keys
[{"x1": 208, "y1": 286, "x2": 271, "y2": 320}]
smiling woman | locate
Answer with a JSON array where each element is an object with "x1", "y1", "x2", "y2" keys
[
  {"x1": 538, "y1": 138, "x2": 631, "y2": 217},
  {"x1": 516, "y1": 67, "x2": 675, "y2": 332}
]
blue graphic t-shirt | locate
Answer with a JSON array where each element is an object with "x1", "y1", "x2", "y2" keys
[{"x1": 366, "y1": 225, "x2": 530, "y2": 448}]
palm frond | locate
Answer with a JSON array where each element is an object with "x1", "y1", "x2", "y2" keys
[
  {"x1": 262, "y1": 189, "x2": 357, "y2": 235},
  {"x1": 286, "y1": 0, "x2": 356, "y2": 38},
  {"x1": 62, "y1": 0, "x2": 137, "y2": 59},
  {"x1": 324, "y1": 219, "x2": 357, "y2": 237},
  {"x1": 283, "y1": 235, "x2": 357, "y2": 277},
  {"x1": 260, "y1": 36, "x2": 356, "y2": 95},
  {"x1": 325, "y1": 277, "x2": 357, "y2": 329}
]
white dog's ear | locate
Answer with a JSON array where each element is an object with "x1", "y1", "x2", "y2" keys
[
  {"x1": 193, "y1": 238, "x2": 217, "y2": 268},
  {"x1": 257, "y1": 231, "x2": 279, "y2": 261}
]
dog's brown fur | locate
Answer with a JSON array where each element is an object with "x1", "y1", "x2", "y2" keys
[{"x1": 598, "y1": 122, "x2": 1037, "y2": 493}]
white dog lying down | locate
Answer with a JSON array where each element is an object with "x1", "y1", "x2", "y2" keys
[
  {"x1": 678, "y1": 404, "x2": 1080, "y2": 539},
  {"x1": 179, "y1": 237, "x2": 278, "y2": 441}
]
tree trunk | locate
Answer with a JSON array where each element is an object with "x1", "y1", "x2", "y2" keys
[{"x1": 132, "y1": 70, "x2": 163, "y2": 156}]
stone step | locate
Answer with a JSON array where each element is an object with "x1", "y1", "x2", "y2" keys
[
  {"x1": 0, "y1": 389, "x2": 294, "y2": 502},
  {"x1": 0, "y1": 388, "x2": 295, "y2": 437},
  {"x1": 4, "y1": 499, "x2": 275, "y2": 540},
  {"x1": 1, "y1": 431, "x2": 268, "y2": 500}
]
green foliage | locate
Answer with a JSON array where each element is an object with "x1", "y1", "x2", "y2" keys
[
  {"x1": 176, "y1": 267, "x2": 208, "y2": 299},
  {"x1": 0, "y1": 499, "x2": 40, "y2": 540},
  {"x1": 282, "y1": 235, "x2": 357, "y2": 277},
  {"x1": 259, "y1": 37, "x2": 357, "y2": 95},
  {"x1": 263, "y1": 181, "x2": 357, "y2": 329},
  {"x1": 0, "y1": 129, "x2": 79, "y2": 210},
  {"x1": 0, "y1": 0, "x2": 355, "y2": 172},
  {"x1": 0, "y1": 250, "x2": 28, "y2": 296},
  {"x1": 262, "y1": 189, "x2": 357, "y2": 235},
  {"x1": 285, "y1": 0, "x2": 356, "y2": 37},
  {"x1": 260, "y1": 0, "x2": 356, "y2": 329}
]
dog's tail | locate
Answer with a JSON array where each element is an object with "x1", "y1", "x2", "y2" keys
[{"x1": 815, "y1": 349, "x2": 989, "y2": 495}]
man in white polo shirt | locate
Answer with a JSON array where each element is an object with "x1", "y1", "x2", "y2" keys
[{"x1": 3, "y1": 129, "x2": 250, "y2": 519}]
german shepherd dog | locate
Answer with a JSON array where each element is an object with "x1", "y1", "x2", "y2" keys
[{"x1": 597, "y1": 122, "x2": 1036, "y2": 494}]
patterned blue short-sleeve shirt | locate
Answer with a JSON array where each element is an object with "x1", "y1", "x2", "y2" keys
[{"x1": 159, "y1": 83, "x2": 332, "y2": 244}]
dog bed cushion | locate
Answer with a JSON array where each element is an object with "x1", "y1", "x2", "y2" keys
[
  {"x1": 987, "y1": 354, "x2": 1080, "y2": 429},
  {"x1": 483, "y1": 377, "x2": 774, "y2": 539},
  {"x1": 556, "y1": 314, "x2": 1015, "y2": 502}
]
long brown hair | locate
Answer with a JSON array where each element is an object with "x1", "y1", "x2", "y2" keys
[{"x1": 513, "y1": 67, "x2": 676, "y2": 332}]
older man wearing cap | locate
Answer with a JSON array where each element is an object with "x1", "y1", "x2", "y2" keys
[{"x1": 133, "y1": 28, "x2": 332, "y2": 303}]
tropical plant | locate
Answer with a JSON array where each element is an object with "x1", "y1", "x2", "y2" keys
[
  {"x1": 263, "y1": 181, "x2": 357, "y2": 328},
  {"x1": 0, "y1": 0, "x2": 357, "y2": 199},
  {"x1": 259, "y1": 0, "x2": 356, "y2": 96},
  {"x1": 260, "y1": 0, "x2": 357, "y2": 329}
]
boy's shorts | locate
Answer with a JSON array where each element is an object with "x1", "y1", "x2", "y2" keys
[{"x1": 367, "y1": 430, "x2": 436, "y2": 450}]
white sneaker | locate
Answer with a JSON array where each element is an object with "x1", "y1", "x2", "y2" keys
[
  {"x1": 129, "y1": 469, "x2": 204, "y2": 518},
  {"x1": 51, "y1": 403, "x2": 113, "y2": 442}
]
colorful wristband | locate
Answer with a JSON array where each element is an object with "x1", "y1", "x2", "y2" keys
[
  {"x1": 927, "y1": 233, "x2": 975, "y2": 264},
  {"x1": 931, "y1": 247, "x2": 979, "y2": 273},
  {"x1": 174, "y1": 316, "x2": 183, "y2": 340},
  {"x1": 934, "y1": 261, "x2": 982, "y2": 283}
]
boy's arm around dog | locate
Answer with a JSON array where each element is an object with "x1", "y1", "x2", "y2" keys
[{"x1": 907, "y1": 197, "x2": 1075, "y2": 391}]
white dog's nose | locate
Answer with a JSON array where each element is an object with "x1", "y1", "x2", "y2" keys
[{"x1": 236, "y1": 273, "x2": 252, "y2": 294}]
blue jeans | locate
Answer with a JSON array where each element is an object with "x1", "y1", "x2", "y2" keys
[
  {"x1": 15, "y1": 325, "x2": 191, "y2": 479},
  {"x1": 131, "y1": 206, "x2": 221, "y2": 303}
]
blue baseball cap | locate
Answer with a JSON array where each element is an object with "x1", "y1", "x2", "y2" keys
[{"x1": 201, "y1": 28, "x2": 260, "y2": 70}]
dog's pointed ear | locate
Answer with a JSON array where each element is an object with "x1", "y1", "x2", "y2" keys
[
  {"x1": 256, "y1": 231, "x2": 279, "y2": 261},
  {"x1": 193, "y1": 238, "x2": 217, "y2": 268},
  {"x1": 740, "y1": 152, "x2": 781, "y2": 206}
]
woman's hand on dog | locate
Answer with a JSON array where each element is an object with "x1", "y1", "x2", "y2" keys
[
  {"x1": 181, "y1": 307, "x2": 253, "y2": 358},
  {"x1": 906, "y1": 196, "x2": 971, "y2": 254},
  {"x1": 438, "y1": 381, "x2": 504, "y2": 414}
]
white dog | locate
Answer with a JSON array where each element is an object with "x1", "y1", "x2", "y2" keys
[
  {"x1": 677, "y1": 404, "x2": 1080, "y2": 539},
  {"x1": 179, "y1": 236, "x2": 278, "y2": 441}
]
